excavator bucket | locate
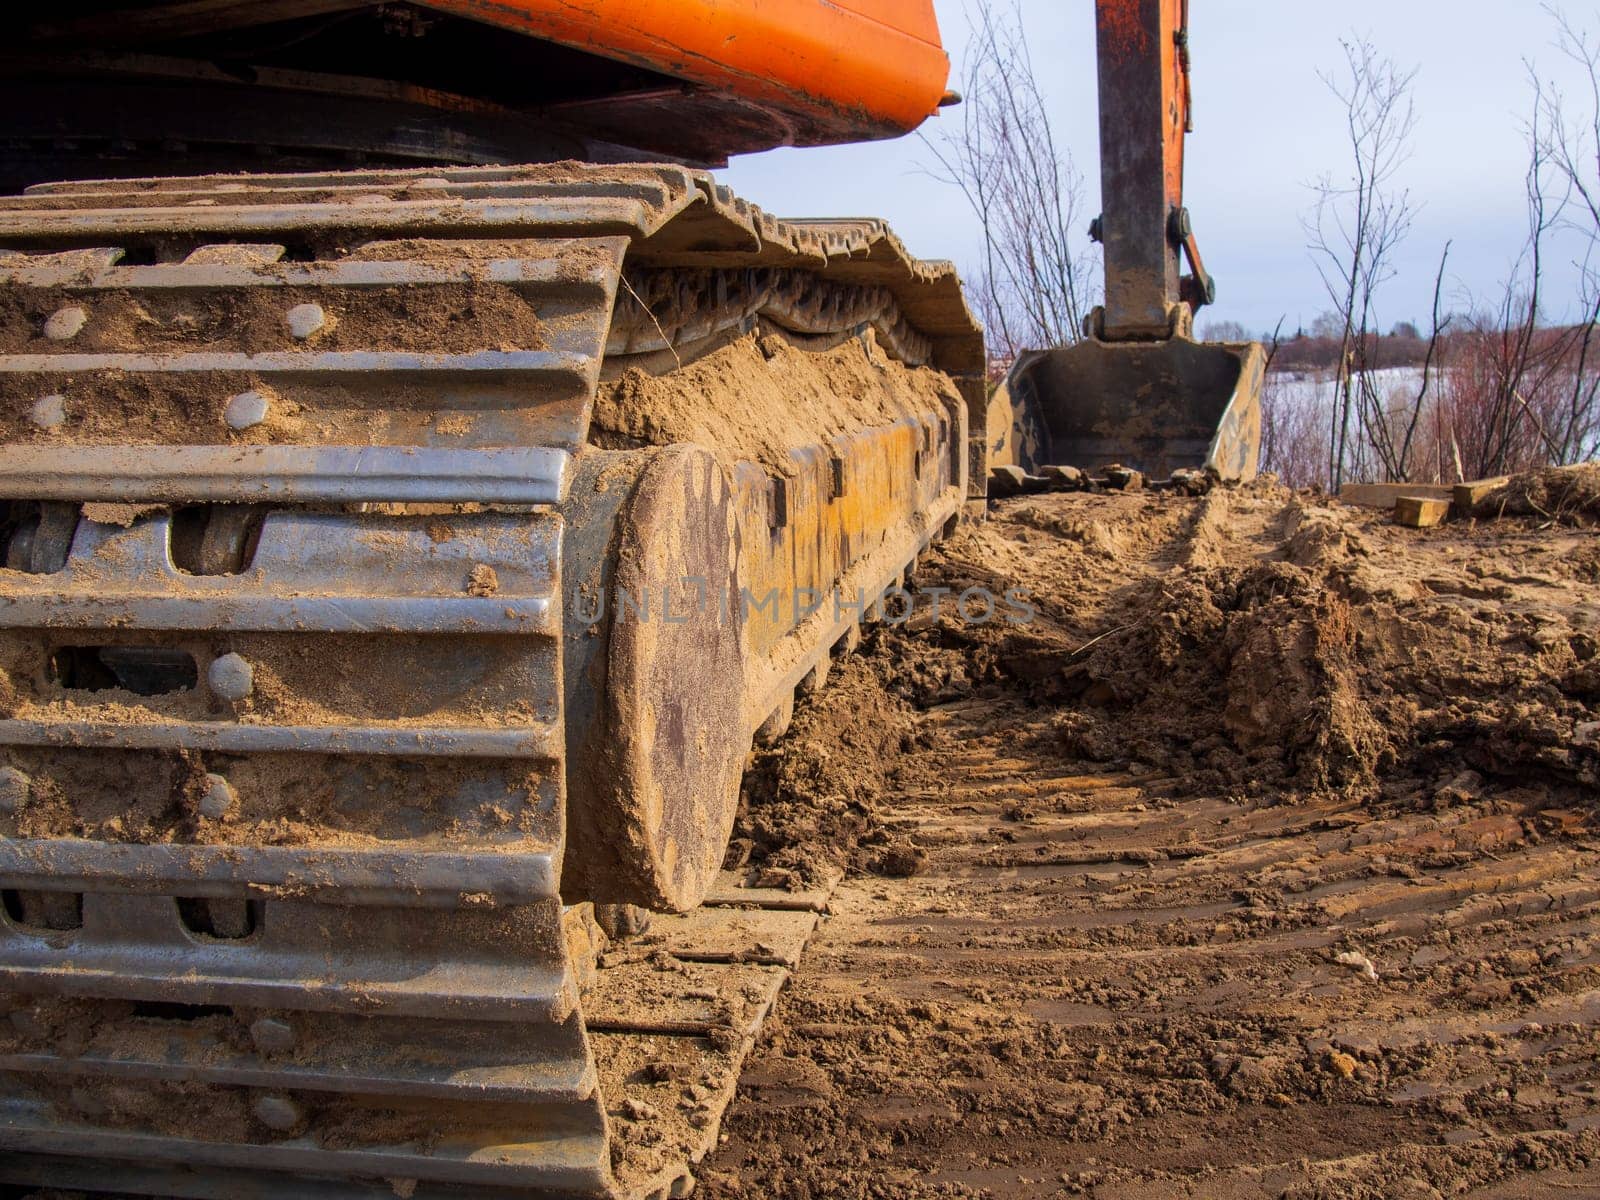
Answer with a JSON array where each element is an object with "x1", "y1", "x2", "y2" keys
[
  {"x1": 989, "y1": 0, "x2": 1263, "y2": 488},
  {"x1": 1004, "y1": 335, "x2": 1265, "y2": 481}
]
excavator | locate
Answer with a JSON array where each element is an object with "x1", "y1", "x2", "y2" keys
[{"x1": 0, "y1": 2, "x2": 1259, "y2": 1197}]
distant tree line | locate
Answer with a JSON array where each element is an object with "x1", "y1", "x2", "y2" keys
[{"x1": 1204, "y1": 319, "x2": 1434, "y2": 374}]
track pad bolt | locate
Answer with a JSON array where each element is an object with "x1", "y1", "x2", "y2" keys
[
  {"x1": 209, "y1": 653, "x2": 254, "y2": 702},
  {"x1": 43, "y1": 306, "x2": 88, "y2": 341},
  {"x1": 285, "y1": 303, "x2": 328, "y2": 340},
  {"x1": 224, "y1": 390, "x2": 271, "y2": 431},
  {"x1": 251, "y1": 1092, "x2": 304, "y2": 1132},
  {"x1": 8, "y1": 1006, "x2": 48, "y2": 1039},
  {"x1": 198, "y1": 774, "x2": 237, "y2": 821},
  {"x1": 250, "y1": 1016, "x2": 296, "y2": 1054},
  {"x1": 30, "y1": 394, "x2": 67, "y2": 430},
  {"x1": 0, "y1": 766, "x2": 30, "y2": 813}
]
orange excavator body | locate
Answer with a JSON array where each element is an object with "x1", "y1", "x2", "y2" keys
[
  {"x1": 0, "y1": 1, "x2": 954, "y2": 185},
  {"x1": 418, "y1": 0, "x2": 954, "y2": 143}
]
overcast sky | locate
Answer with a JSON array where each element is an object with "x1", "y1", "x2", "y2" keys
[{"x1": 719, "y1": 1, "x2": 1600, "y2": 338}]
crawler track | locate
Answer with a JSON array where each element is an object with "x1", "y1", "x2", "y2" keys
[{"x1": 0, "y1": 165, "x2": 982, "y2": 1199}]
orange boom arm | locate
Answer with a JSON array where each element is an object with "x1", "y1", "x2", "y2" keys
[{"x1": 418, "y1": 0, "x2": 953, "y2": 144}]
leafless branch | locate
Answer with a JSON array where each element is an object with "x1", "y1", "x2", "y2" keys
[
  {"x1": 921, "y1": 1, "x2": 1100, "y2": 364},
  {"x1": 1304, "y1": 36, "x2": 1420, "y2": 488}
]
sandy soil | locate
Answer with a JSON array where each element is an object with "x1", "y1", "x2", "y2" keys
[
  {"x1": 591, "y1": 332, "x2": 963, "y2": 476},
  {"x1": 701, "y1": 471, "x2": 1600, "y2": 1199}
]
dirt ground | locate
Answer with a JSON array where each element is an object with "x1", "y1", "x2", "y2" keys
[{"x1": 700, "y1": 470, "x2": 1600, "y2": 1199}]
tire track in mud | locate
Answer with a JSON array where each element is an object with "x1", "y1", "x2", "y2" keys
[{"x1": 702, "y1": 478, "x2": 1600, "y2": 1199}]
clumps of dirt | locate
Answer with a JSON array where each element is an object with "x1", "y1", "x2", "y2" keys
[
  {"x1": 909, "y1": 484, "x2": 1600, "y2": 805},
  {"x1": 0, "y1": 265, "x2": 548, "y2": 447},
  {"x1": 21, "y1": 1076, "x2": 262, "y2": 1145},
  {"x1": 1, "y1": 737, "x2": 553, "y2": 850},
  {"x1": 344, "y1": 236, "x2": 570, "y2": 265},
  {"x1": 466, "y1": 564, "x2": 500, "y2": 596},
  {"x1": 731, "y1": 650, "x2": 931, "y2": 885},
  {"x1": 1063, "y1": 561, "x2": 1388, "y2": 792},
  {"x1": 1474, "y1": 463, "x2": 1600, "y2": 524},
  {"x1": 79, "y1": 502, "x2": 165, "y2": 528},
  {"x1": 743, "y1": 479, "x2": 1600, "y2": 871},
  {"x1": 704, "y1": 474, "x2": 1600, "y2": 1200},
  {"x1": 590, "y1": 332, "x2": 963, "y2": 476},
  {"x1": 0, "y1": 367, "x2": 295, "y2": 446}
]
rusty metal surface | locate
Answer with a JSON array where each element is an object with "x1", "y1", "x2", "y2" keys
[
  {"x1": 0, "y1": 164, "x2": 980, "y2": 1198},
  {"x1": 1004, "y1": 336, "x2": 1265, "y2": 482},
  {"x1": 0, "y1": 510, "x2": 562, "y2": 635},
  {"x1": 1095, "y1": 0, "x2": 1190, "y2": 340},
  {"x1": 0, "y1": 839, "x2": 561, "y2": 907},
  {"x1": 735, "y1": 410, "x2": 966, "y2": 729},
  {"x1": 0, "y1": 445, "x2": 572, "y2": 505}
]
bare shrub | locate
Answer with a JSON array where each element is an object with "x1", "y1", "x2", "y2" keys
[
  {"x1": 922, "y1": 1, "x2": 1100, "y2": 360},
  {"x1": 1305, "y1": 37, "x2": 1456, "y2": 487},
  {"x1": 1429, "y1": 7, "x2": 1600, "y2": 479},
  {"x1": 1261, "y1": 374, "x2": 1333, "y2": 490}
]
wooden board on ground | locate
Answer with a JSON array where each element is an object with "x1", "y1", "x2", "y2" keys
[
  {"x1": 705, "y1": 865, "x2": 843, "y2": 912},
  {"x1": 1454, "y1": 476, "x2": 1511, "y2": 511},
  {"x1": 1339, "y1": 481, "x2": 1453, "y2": 509},
  {"x1": 1395, "y1": 495, "x2": 1451, "y2": 527},
  {"x1": 1341, "y1": 477, "x2": 1514, "y2": 519}
]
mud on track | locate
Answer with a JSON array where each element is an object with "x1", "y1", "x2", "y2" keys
[{"x1": 701, "y1": 473, "x2": 1600, "y2": 1199}]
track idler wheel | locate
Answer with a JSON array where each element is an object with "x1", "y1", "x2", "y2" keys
[{"x1": 562, "y1": 446, "x2": 747, "y2": 914}]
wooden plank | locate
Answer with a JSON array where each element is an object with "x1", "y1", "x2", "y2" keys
[
  {"x1": 704, "y1": 865, "x2": 842, "y2": 913},
  {"x1": 646, "y1": 908, "x2": 817, "y2": 968},
  {"x1": 1454, "y1": 476, "x2": 1511, "y2": 511},
  {"x1": 1339, "y1": 482, "x2": 1453, "y2": 509},
  {"x1": 1395, "y1": 496, "x2": 1451, "y2": 528}
]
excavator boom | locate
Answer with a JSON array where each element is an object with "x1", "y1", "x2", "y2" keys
[
  {"x1": 1097, "y1": 0, "x2": 1196, "y2": 339},
  {"x1": 998, "y1": 0, "x2": 1263, "y2": 484}
]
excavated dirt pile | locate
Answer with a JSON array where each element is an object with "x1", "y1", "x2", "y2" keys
[
  {"x1": 709, "y1": 470, "x2": 1600, "y2": 1199},
  {"x1": 732, "y1": 472, "x2": 1599, "y2": 885},
  {"x1": 592, "y1": 331, "x2": 964, "y2": 476},
  {"x1": 1046, "y1": 490, "x2": 1597, "y2": 803},
  {"x1": 733, "y1": 666, "x2": 930, "y2": 887}
]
